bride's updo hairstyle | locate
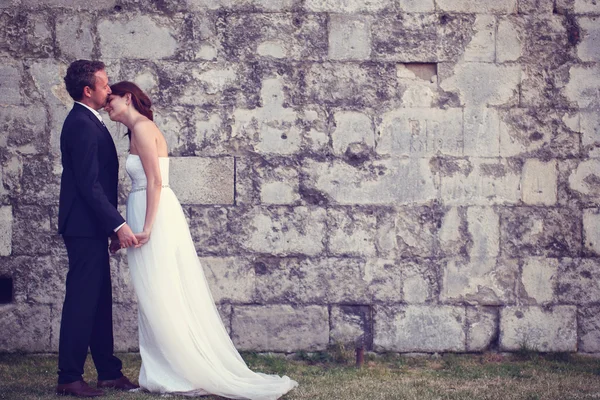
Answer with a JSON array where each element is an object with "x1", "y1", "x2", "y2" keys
[{"x1": 110, "y1": 81, "x2": 153, "y2": 139}]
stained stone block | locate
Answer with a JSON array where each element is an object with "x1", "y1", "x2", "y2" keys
[
  {"x1": 235, "y1": 207, "x2": 326, "y2": 256},
  {"x1": 330, "y1": 306, "x2": 372, "y2": 347},
  {"x1": 565, "y1": 66, "x2": 600, "y2": 108},
  {"x1": 500, "y1": 207, "x2": 581, "y2": 257},
  {"x1": 364, "y1": 259, "x2": 403, "y2": 303},
  {"x1": 581, "y1": 112, "x2": 600, "y2": 158},
  {"x1": 462, "y1": 15, "x2": 495, "y2": 62},
  {"x1": 186, "y1": 206, "x2": 236, "y2": 255},
  {"x1": 200, "y1": 257, "x2": 255, "y2": 303},
  {"x1": 304, "y1": 0, "x2": 392, "y2": 12},
  {"x1": 579, "y1": 307, "x2": 600, "y2": 353},
  {"x1": 463, "y1": 108, "x2": 501, "y2": 157},
  {"x1": 254, "y1": 257, "x2": 369, "y2": 304},
  {"x1": 467, "y1": 206, "x2": 499, "y2": 259},
  {"x1": 520, "y1": 257, "x2": 559, "y2": 304},
  {"x1": 154, "y1": 107, "x2": 188, "y2": 156},
  {"x1": 303, "y1": 158, "x2": 436, "y2": 205},
  {"x1": 188, "y1": 0, "x2": 297, "y2": 11},
  {"x1": 11, "y1": 205, "x2": 58, "y2": 256},
  {"x1": 400, "y1": 260, "x2": 439, "y2": 303},
  {"x1": 98, "y1": 15, "x2": 178, "y2": 59},
  {"x1": 0, "y1": 65, "x2": 22, "y2": 105},
  {"x1": 110, "y1": 254, "x2": 137, "y2": 304},
  {"x1": 169, "y1": 157, "x2": 234, "y2": 205},
  {"x1": 438, "y1": 206, "x2": 466, "y2": 257},
  {"x1": 396, "y1": 64, "x2": 438, "y2": 108},
  {"x1": 584, "y1": 209, "x2": 600, "y2": 255},
  {"x1": 374, "y1": 305, "x2": 466, "y2": 352},
  {"x1": 0, "y1": 304, "x2": 52, "y2": 352},
  {"x1": 0, "y1": 105, "x2": 48, "y2": 155},
  {"x1": 517, "y1": 0, "x2": 554, "y2": 13},
  {"x1": 21, "y1": 0, "x2": 116, "y2": 8},
  {"x1": 521, "y1": 159, "x2": 557, "y2": 205},
  {"x1": 332, "y1": 111, "x2": 374, "y2": 156},
  {"x1": 439, "y1": 63, "x2": 520, "y2": 107},
  {"x1": 399, "y1": 0, "x2": 434, "y2": 12},
  {"x1": 568, "y1": 160, "x2": 600, "y2": 203},
  {"x1": 113, "y1": 302, "x2": 139, "y2": 352},
  {"x1": 377, "y1": 108, "x2": 463, "y2": 157},
  {"x1": 557, "y1": 258, "x2": 600, "y2": 304},
  {"x1": 8, "y1": 255, "x2": 66, "y2": 305},
  {"x1": 56, "y1": 14, "x2": 94, "y2": 60},
  {"x1": 441, "y1": 258, "x2": 518, "y2": 305},
  {"x1": 436, "y1": 158, "x2": 521, "y2": 206},
  {"x1": 466, "y1": 307, "x2": 497, "y2": 352},
  {"x1": 232, "y1": 305, "x2": 329, "y2": 352},
  {"x1": 496, "y1": 17, "x2": 522, "y2": 62},
  {"x1": 217, "y1": 304, "x2": 232, "y2": 335},
  {"x1": 500, "y1": 306, "x2": 577, "y2": 352},
  {"x1": 436, "y1": 0, "x2": 517, "y2": 13},
  {"x1": 575, "y1": 0, "x2": 600, "y2": 13},
  {"x1": 395, "y1": 205, "x2": 441, "y2": 259},
  {"x1": 329, "y1": 15, "x2": 371, "y2": 61},
  {"x1": 0, "y1": 206, "x2": 12, "y2": 256},
  {"x1": 327, "y1": 208, "x2": 377, "y2": 257},
  {"x1": 236, "y1": 159, "x2": 301, "y2": 206}
]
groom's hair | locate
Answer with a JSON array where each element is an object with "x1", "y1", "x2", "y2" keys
[{"x1": 64, "y1": 60, "x2": 106, "y2": 101}]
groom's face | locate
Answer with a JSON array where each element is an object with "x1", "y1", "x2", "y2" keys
[{"x1": 87, "y1": 70, "x2": 112, "y2": 110}]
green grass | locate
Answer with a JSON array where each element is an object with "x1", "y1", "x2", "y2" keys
[{"x1": 1, "y1": 352, "x2": 600, "y2": 399}]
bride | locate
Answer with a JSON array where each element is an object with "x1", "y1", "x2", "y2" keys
[{"x1": 104, "y1": 81, "x2": 298, "y2": 399}]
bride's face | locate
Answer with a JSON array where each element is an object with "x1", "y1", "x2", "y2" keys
[{"x1": 104, "y1": 94, "x2": 128, "y2": 121}]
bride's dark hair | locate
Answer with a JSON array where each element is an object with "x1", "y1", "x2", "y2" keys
[{"x1": 109, "y1": 81, "x2": 154, "y2": 140}]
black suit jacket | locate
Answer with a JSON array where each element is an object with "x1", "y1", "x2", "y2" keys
[{"x1": 58, "y1": 103, "x2": 125, "y2": 238}]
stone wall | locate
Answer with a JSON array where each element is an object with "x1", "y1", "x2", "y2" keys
[{"x1": 0, "y1": 0, "x2": 599, "y2": 354}]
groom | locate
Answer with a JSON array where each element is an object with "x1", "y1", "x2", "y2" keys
[{"x1": 56, "y1": 60, "x2": 138, "y2": 397}]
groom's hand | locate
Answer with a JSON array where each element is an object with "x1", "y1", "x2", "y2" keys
[{"x1": 116, "y1": 224, "x2": 139, "y2": 248}]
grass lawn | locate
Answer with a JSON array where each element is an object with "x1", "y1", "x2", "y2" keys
[{"x1": 1, "y1": 350, "x2": 600, "y2": 400}]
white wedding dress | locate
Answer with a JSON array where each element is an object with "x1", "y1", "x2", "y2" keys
[{"x1": 125, "y1": 154, "x2": 298, "y2": 399}]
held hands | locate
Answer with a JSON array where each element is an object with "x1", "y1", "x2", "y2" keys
[
  {"x1": 134, "y1": 230, "x2": 151, "y2": 248},
  {"x1": 116, "y1": 223, "x2": 139, "y2": 249}
]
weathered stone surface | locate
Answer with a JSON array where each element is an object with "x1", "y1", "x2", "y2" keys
[
  {"x1": 0, "y1": 304, "x2": 52, "y2": 352},
  {"x1": 110, "y1": 254, "x2": 137, "y2": 304},
  {"x1": 188, "y1": 0, "x2": 297, "y2": 11},
  {"x1": 374, "y1": 305, "x2": 466, "y2": 352},
  {"x1": 442, "y1": 258, "x2": 518, "y2": 305},
  {"x1": 467, "y1": 206, "x2": 499, "y2": 259},
  {"x1": 236, "y1": 158, "x2": 301, "y2": 206},
  {"x1": 372, "y1": 14, "x2": 475, "y2": 62},
  {"x1": 232, "y1": 305, "x2": 329, "y2": 351},
  {"x1": 567, "y1": 160, "x2": 600, "y2": 204},
  {"x1": 330, "y1": 305, "x2": 372, "y2": 348},
  {"x1": 565, "y1": 65, "x2": 600, "y2": 109},
  {"x1": 517, "y1": 0, "x2": 554, "y2": 13},
  {"x1": 99, "y1": 15, "x2": 178, "y2": 59},
  {"x1": 466, "y1": 306, "x2": 497, "y2": 352},
  {"x1": 304, "y1": 0, "x2": 392, "y2": 12},
  {"x1": 376, "y1": 108, "x2": 463, "y2": 157},
  {"x1": 0, "y1": 105, "x2": 48, "y2": 155},
  {"x1": 440, "y1": 63, "x2": 520, "y2": 107},
  {"x1": 254, "y1": 257, "x2": 369, "y2": 304},
  {"x1": 500, "y1": 207, "x2": 582, "y2": 257},
  {"x1": 584, "y1": 208, "x2": 600, "y2": 255},
  {"x1": 436, "y1": 0, "x2": 517, "y2": 13},
  {"x1": 521, "y1": 159, "x2": 557, "y2": 205},
  {"x1": 329, "y1": 15, "x2": 371, "y2": 61},
  {"x1": 496, "y1": 17, "x2": 522, "y2": 62},
  {"x1": 0, "y1": 206, "x2": 12, "y2": 256},
  {"x1": 363, "y1": 259, "x2": 403, "y2": 302},
  {"x1": 2, "y1": 12, "x2": 54, "y2": 58},
  {"x1": 0, "y1": 65, "x2": 22, "y2": 105},
  {"x1": 574, "y1": 0, "x2": 600, "y2": 12},
  {"x1": 7, "y1": 255, "x2": 67, "y2": 305},
  {"x1": 217, "y1": 304, "x2": 232, "y2": 335},
  {"x1": 395, "y1": 204, "x2": 442, "y2": 258},
  {"x1": 224, "y1": 14, "x2": 327, "y2": 61},
  {"x1": 435, "y1": 158, "x2": 521, "y2": 205},
  {"x1": 21, "y1": 0, "x2": 116, "y2": 8},
  {"x1": 303, "y1": 158, "x2": 436, "y2": 205},
  {"x1": 519, "y1": 257, "x2": 558, "y2": 304},
  {"x1": 56, "y1": 14, "x2": 94, "y2": 60},
  {"x1": 579, "y1": 307, "x2": 600, "y2": 353},
  {"x1": 113, "y1": 302, "x2": 139, "y2": 352},
  {"x1": 399, "y1": 260, "x2": 439, "y2": 303},
  {"x1": 399, "y1": 0, "x2": 434, "y2": 12},
  {"x1": 11, "y1": 205, "x2": 63, "y2": 256},
  {"x1": 577, "y1": 17, "x2": 600, "y2": 62},
  {"x1": 462, "y1": 15, "x2": 495, "y2": 62},
  {"x1": 185, "y1": 206, "x2": 237, "y2": 255},
  {"x1": 169, "y1": 157, "x2": 234, "y2": 204},
  {"x1": 557, "y1": 258, "x2": 600, "y2": 304},
  {"x1": 581, "y1": 112, "x2": 600, "y2": 158},
  {"x1": 235, "y1": 207, "x2": 326, "y2": 256},
  {"x1": 332, "y1": 111, "x2": 374, "y2": 156},
  {"x1": 327, "y1": 208, "x2": 377, "y2": 256},
  {"x1": 464, "y1": 108, "x2": 501, "y2": 157},
  {"x1": 396, "y1": 64, "x2": 439, "y2": 108},
  {"x1": 200, "y1": 257, "x2": 255, "y2": 303},
  {"x1": 500, "y1": 306, "x2": 577, "y2": 352}
]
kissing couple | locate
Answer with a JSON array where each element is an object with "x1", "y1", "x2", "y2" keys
[{"x1": 55, "y1": 59, "x2": 298, "y2": 399}]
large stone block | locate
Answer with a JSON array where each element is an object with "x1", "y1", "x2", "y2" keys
[
  {"x1": 200, "y1": 257, "x2": 255, "y2": 303},
  {"x1": 568, "y1": 160, "x2": 600, "y2": 203},
  {"x1": 0, "y1": 105, "x2": 48, "y2": 155},
  {"x1": 500, "y1": 306, "x2": 577, "y2": 352},
  {"x1": 464, "y1": 108, "x2": 501, "y2": 157},
  {"x1": 436, "y1": 158, "x2": 521, "y2": 205},
  {"x1": 467, "y1": 206, "x2": 499, "y2": 259},
  {"x1": 330, "y1": 305, "x2": 372, "y2": 348},
  {"x1": 0, "y1": 64, "x2": 22, "y2": 105},
  {"x1": 235, "y1": 159, "x2": 301, "y2": 206},
  {"x1": 363, "y1": 259, "x2": 403, "y2": 303},
  {"x1": 436, "y1": 0, "x2": 517, "y2": 13},
  {"x1": 11, "y1": 205, "x2": 63, "y2": 256},
  {"x1": 254, "y1": 257, "x2": 369, "y2": 304},
  {"x1": 584, "y1": 208, "x2": 600, "y2": 255},
  {"x1": 56, "y1": 14, "x2": 94, "y2": 60},
  {"x1": 518, "y1": 0, "x2": 554, "y2": 13},
  {"x1": 521, "y1": 159, "x2": 557, "y2": 205},
  {"x1": 395, "y1": 204, "x2": 442, "y2": 259},
  {"x1": 19, "y1": 155, "x2": 62, "y2": 206},
  {"x1": 235, "y1": 206, "x2": 326, "y2": 256},
  {"x1": 500, "y1": 207, "x2": 582, "y2": 257},
  {"x1": 374, "y1": 305, "x2": 466, "y2": 352},
  {"x1": 579, "y1": 306, "x2": 600, "y2": 353},
  {"x1": 232, "y1": 305, "x2": 329, "y2": 352},
  {"x1": 8, "y1": 255, "x2": 67, "y2": 305},
  {"x1": 223, "y1": 13, "x2": 326, "y2": 61},
  {"x1": 99, "y1": 15, "x2": 178, "y2": 59},
  {"x1": 169, "y1": 157, "x2": 234, "y2": 204},
  {"x1": 186, "y1": 206, "x2": 238, "y2": 255},
  {"x1": 399, "y1": 0, "x2": 434, "y2": 11},
  {"x1": 557, "y1": 258, "x2": 600, "y2": 304},
  {"x1": 0, "y1": 304, "x2": 52, "y2": 352},
  {"x1": 577, "y1": 17, "x2": 600, "y2": 62},
  {"x1": 3, "y1": 12, "x2": 54, "y2": 58},
  {"x1": 304, "y1": 0, "x2": 392, "y2": 12},
  {"x1": 462, "y1": 15, "x2": 496, "y2": 62},
  {"x1": 329, "y1": 15, "x2": 371, "y2": 61},
  {"x1": 565, "y1": 65, "x2": 600, "y2": 108},
  {"x1": 332, "y1": 111, "x2": 374, "y2": 156},
  {"x1": 466, "y1": 306, "x2": 497, "y2": 352},
  {"x1": 376, "y1": 108, "x2": 463, "y2": 157},
  {"x1": 188, "y1": 0, "x2": 297, "y2": 11},
  {"x1": 113, "y1": 302, "x2": 139, "y2": 352},
  {"x1": 396, "y1": 64, "x2": 439, "y2": 108},
  {"x1": 519, "y1": 257, "x2": 559, "y2": 304},
  {"x1": 496, "y1": 17, "x2": 522, "y2": 62},
  {"x1": 575, "y1": 0, "x2": 600, "y2": 12},
  {"x1": 303, "y1": 158, "x2": 436, "y2": 205},
  {"x1": 327, "y1": 208, "x2": 377, "y2": 257},
  {"x1": 581, "y1": 112, "x2": 600, "y2": 158},
  {"x1": 440, "y1": 63, "x2": 521, "y2": 107},
  {"x1": 399, "y1": 260, "x2": 439, "y2": 303},
  {"x1": 21, "y1": 0, "x2": 116, "y2": 8},
  {"x1": 0, "y1": 206, "x2": 12, "y2": 256}
]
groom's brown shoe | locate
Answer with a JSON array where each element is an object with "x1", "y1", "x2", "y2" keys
[
  {"x1": 56, "y1": 380, "x2": 104, "y2": 397},
  {"x1": 97, "y1": 375, "x2": 139, "y2": 391}
]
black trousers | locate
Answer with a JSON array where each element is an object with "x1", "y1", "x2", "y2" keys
[{"x1": 58, "y1": 236, "x2": 123, "y2": 384}]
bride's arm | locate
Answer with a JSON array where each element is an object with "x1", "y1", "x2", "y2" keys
[{"x1": 131, "y1": 120, "x2": 163, "y2": 238}]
